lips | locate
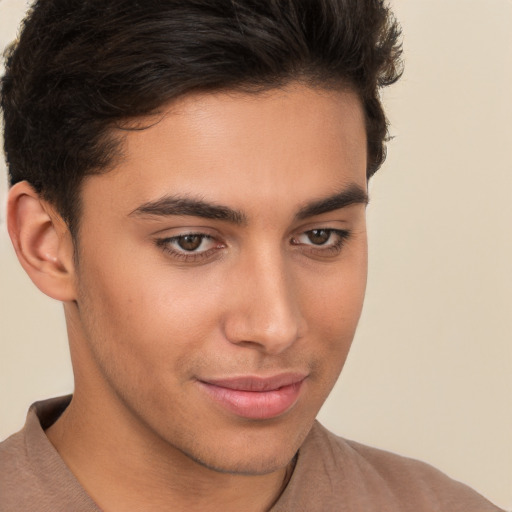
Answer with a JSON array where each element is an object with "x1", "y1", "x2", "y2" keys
[{"x1": 198, "y1": 373, "x2": 307, "y2": 420}]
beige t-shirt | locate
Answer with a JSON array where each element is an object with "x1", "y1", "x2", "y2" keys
[{"x1": 0, "y1": 396, "x2": 504, "y2": 511}]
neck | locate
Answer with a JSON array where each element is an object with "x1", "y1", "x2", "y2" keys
[{"x1": 45, "y1": 388, "x2": 294, "y2": 512}]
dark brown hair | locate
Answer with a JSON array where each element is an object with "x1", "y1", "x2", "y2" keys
[{"x1": 1, "y1": 0, "x2": 402, "y2": 235}]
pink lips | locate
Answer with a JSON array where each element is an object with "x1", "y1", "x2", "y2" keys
[{"x1": 198, "y1": 373, "x2": 306, "y2": 420}]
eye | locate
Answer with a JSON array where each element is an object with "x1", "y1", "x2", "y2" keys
[
  {"x1": 304, "y1": 229, "x2": 332, "y2": 245},
  {"x1": 293, "y1": 228, "x2": 348, "y2": 246},
  {"x1": 175, "y1": 234, "x2": 208, "y2": 252},
  {"x1": 291, "y1": 228, "x2": 350, "y2": 256},
  {"x1": 155, "y1": 233, "x2": 224, "y2": 262}
]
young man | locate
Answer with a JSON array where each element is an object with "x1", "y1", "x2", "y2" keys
[{"x1": 0, "y1": 1, "x2": 505, "y2": 511}]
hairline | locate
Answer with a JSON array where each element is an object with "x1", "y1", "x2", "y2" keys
[{"x1": 68, "y1": 78, "x2": 362, "y2": 247}]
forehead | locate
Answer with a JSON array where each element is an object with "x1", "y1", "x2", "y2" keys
[{"x1": 81, "y1": 85, "x2": 367, "y2": 220}]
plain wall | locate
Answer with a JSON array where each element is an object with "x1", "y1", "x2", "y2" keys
[{"x1": 1, "y1": 0, "x2": 511, "y2": 509}]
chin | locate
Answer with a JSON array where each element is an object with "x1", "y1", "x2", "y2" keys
[
  {"x1": 175, "y1": 420, "x2": 310, "y2": 476},
  {"x1": 188, "y1": 448, "x2": 295, "y2": 476}
]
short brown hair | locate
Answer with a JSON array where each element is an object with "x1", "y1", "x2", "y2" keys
[{"x1": 1, "y1": 0, "x2": 402, "y2": 235}]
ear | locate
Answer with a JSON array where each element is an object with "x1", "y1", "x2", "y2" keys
[{"x1": 7, "y1": 181, "x2": 77, "y2": 302}]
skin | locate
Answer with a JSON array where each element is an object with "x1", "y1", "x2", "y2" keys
[{"x1": 8, "y1": 84, "x2": 368, "y2": 511}]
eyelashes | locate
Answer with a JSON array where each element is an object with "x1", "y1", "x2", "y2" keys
[
  {"x1": 290, "y1": 228, "x2": 350, "y2": 252},
  {"x1": 155, "y1": 228, "x2": 351, "y2": 264},
  {"x1": 155, "y1": 233, "x2": 224, "y2": 262}
]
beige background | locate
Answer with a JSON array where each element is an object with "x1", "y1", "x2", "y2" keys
[{"x1": 1, "y1": 0, "x2": 511, "y2": 509}]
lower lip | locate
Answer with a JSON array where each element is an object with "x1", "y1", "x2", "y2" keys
[{"x1": 199, "y1": 380, "x2": 304, "y2": 420}]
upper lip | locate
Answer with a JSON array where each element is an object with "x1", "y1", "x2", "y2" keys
[{"x1": 200, "y1": 373, "x2": 308, "y2": 392}]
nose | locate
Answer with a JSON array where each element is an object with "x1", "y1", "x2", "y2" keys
[{"x1": 222, "y1": 247, "x2": 305, "y2": 355}]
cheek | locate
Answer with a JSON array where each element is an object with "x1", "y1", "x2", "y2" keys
[
  {"x1": 298, "y1": 244, "x2": 367, "y2": 377},
  {"x1": 76, "y1": 246, "x2": 224, "y2": 385},
  {"x1": 76, "y1": 226, "x2": 367, "y2": 387},
  {"x1": 303, "y1": 249, "x2": 367, "y2": 333}
]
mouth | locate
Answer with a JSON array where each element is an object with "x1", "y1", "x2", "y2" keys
[{"x1": 197, "y1": 373, "x2": 307, "y2": 420}]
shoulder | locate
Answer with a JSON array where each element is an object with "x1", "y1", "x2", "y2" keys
[
  {"x1": 311, "y1": 422, "x2": 463, "y2": 490},
  {"x1": 0, "y1": 426, "x2": 44, "y2": 512},
  {"x1": 0, "y1": 396, "x2": 99, "y2": 512},
  {"x1": 272, "y1": 421, "x2": 504, "y2": 512},
  {"x1": 0, "y1": 428, "x2": 28, "y2": 475}
]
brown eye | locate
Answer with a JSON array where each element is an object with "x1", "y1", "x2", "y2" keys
[
  {"x1": 156, "y1": 232, "x2": 223, "y2": 262},
  {"x1": 177, "y1": 234, "x2": 203, "y2": 251},
  {"x1": 291, "y1": 228, "x2": 350, "y2": 256},
  {"x1": 307, "y1": 229, "x2": 331, "y2": 245}
]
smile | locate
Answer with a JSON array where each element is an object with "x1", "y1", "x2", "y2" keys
[{"x1": 198, "y1": 373, "x2": 307, "y2": 420}]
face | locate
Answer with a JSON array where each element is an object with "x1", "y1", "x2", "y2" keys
[{"x1": 69, "y1": 84, "x2": 368, "y2": 475}]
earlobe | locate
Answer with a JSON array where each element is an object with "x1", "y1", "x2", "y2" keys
[{"x1": 7, "y1": 181, "x2": 77, "y2": 302}]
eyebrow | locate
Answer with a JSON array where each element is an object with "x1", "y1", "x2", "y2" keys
[
  {"x1": 130, "y1": 183, "x2": 368, "y2": 224},
  {"x1": 295, "y1": 184, "x2": 368, "y2": 220},
  {"x1": 130, "y1": 196, "x2": 247, "y2": 224}
]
